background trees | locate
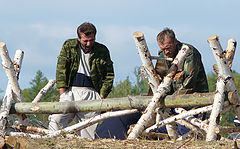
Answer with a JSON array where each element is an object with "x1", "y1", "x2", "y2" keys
[{"x1": 21, "y1": 70, "x2": 59, "y2": 127}]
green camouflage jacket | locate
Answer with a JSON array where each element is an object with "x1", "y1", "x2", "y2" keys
[
  {"x1": 157, "y1": 41, "x2": 209, "y2": 95},
  {"x1": 56, "y1": 38, "x2": 114, "y2": 98}
]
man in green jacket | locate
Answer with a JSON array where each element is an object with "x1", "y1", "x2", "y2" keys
[
  {"x1": 48, "y1": 22, "x2": 114, "y2": 139},
  {"x1": 154, "y1": 28, "x2": 209, "y2": 137},
  {"x1": 156, "y1": 28, "x2": 209, "y2": 95}
]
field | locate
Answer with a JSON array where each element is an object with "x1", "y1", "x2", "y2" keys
[{"x1": 6, "y1": 136, "x2": 239, "y2": 149}]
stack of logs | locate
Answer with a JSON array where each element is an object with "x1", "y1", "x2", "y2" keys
[{"x1": 0, "y1": 32, "x2": 239, "y2": 147}]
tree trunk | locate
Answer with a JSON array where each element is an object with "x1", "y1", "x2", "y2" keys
[
  {"x1": 225, "y1": 38, "x2": 237, "y2": 68},
  {"x1": 206, "y1": 77, "x2": 225, "y2": 141},
  {"x1": 10, "y1": 92, "x2": 215, "y2": 114},
  {"x1": 133, "y1": 32, "x2": 161, "y2": 93},
  {"x1": 206, "y1": 35, "x2": 239, "y2": 141},
  {"x1": 0, "y1": 47, "x2": 25, "y2": 131},
  {"x1": 32, "y1": 79, "x2": 56, "y2": 103},
  {"x1": 0, "y1": 43, "x2": 23, "y2": 102},
  {"x1": 127, "y1": 44, "x2": 191, "y2": 140},
  {"x1": 213, "y1": 38, "x2": 237, "y2": 73}
]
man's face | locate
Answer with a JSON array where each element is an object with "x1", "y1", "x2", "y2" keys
[
  {"x1": 78, "y1": 33, "x2": 95, "y2": 51},
  {"x1": 158, "y1": 37, "x2": 177, "y2": 58}
]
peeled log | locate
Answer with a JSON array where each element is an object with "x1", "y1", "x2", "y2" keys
[{"x1": 10, "y1": 92, "x2": 215, "y2": 114}]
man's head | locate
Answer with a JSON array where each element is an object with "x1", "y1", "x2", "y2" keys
[
  {"x1": 157, "y1": 28, "x2": 178, "y2": 58},
  {"x1": 77, "y1": 22, "x2": 97, "y2": 51}
]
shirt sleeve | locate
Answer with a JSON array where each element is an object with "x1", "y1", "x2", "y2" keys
[
  {"x1": 99, "y1": 49, "x2": 114, "y2": 98},
  {"x1": 174, "y1": 48, "x2": 201, "y2": 94}
]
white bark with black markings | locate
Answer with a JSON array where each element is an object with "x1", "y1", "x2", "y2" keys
[
  {"x1": 0, "y1": 46, "x2": 25, "y2": 131},
  {"x1": 32, "y1": 79, "x2": 56, "y2": 103},
  {"x1": 127, "y1": 44, "x2": 191, "y2": 139}
]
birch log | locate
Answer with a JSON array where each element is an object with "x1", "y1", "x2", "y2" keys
[
  {"x1": 144, "y1": 105, "x2": 213, "y2": 133},
  {"x1": 133, "y1": 31, "x2": 179, "y2": 139},
  {"x1": 0, "y1": 43, "x2": 23, "y2": 102},
  {"x1": 32, "y1": 79, "x2": 56, "y2": 103},
  {"x1": 225, "y1": 38, "x2": 237, "y2": 68},
  {"x1": 208, "y1": 36, "x2": 240, "y2": 104},
  {"x1": 133, "y1": 32, "x2": 161, "y2": 93},
  {"x1": 213, "y1": 38, "x2": 237, "y2": 74},
  {"x1": 47, "y1": 109, "x2": 138, "y2": 138},
  {"x1": 206, "y1": 35, "x2": 240, "y2": 141},
  {"x1": 174, "y1": 108, "x2": 209, "y2": 133},
  {"x1": 0, "y1": 48, "x2": 24, "y2": 131},
  {"x1": 206, "y1": 77, "x2": 225, "y2": 141},
  {"x1": 127, "y1": 44, "x2": 191, "y2": 140}
]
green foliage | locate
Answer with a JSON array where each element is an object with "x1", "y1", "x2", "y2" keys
[
  {"x1": 132, "y1": 67, "x2": 149, "y2": 95},
  {"x1": 0, "y1": 88, "x2": 3, "y2": 105},
  {"x1": 22, "y1": 70, "x2": 58, "y2": 102},
  {"x1": 207, "y1": 70, "x2": 240, "y2": 93},
  {"x1": 22, "y1": 70, "x2": 59, "y2": 127},
  {"x1": 108, "y1": 67, "x2": 149, "y2": 98},
  {"x1": 207, "y1": 72, "x2": 217, "y2": 92},
  {"x1": 220, "y1": 108, "x2": 235, "y2": 126}
]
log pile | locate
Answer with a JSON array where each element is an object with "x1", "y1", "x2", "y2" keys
[{"x1": 0, "y1": 32, "x2": 239, "y2": 148}]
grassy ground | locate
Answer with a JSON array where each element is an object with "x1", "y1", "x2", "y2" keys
[{"x1": 7, "y1": 136, "x2": 239, "y2": 149}]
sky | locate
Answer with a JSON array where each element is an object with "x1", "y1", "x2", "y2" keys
[{"x1": 0, "y1": 0, "x2": 240, "y2": 97}]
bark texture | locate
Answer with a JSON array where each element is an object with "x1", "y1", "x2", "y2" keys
[
  {"x1": 32, "y1": 79, "x2": 56, "y2": 103},
  {"x1": 10, "y1": 92, "x2": 214, "y2": 114},
  {"x1": 133, "y1": 32, "x2": 161, "y2": 93},
  {"x1": 127, "y1": 44, "x2": 191, "y2": 140}
]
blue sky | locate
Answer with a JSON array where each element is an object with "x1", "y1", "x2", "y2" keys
[{"x1": 0, "y1": 0, "x2": 240, "y2": 96}]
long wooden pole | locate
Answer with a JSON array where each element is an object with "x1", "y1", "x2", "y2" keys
[{"x1": 10, "y1": 92, "x2": 214, "y2": 114}]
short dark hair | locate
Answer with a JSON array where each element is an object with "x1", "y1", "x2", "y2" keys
[
  {"x1": 77, "y1": 22, "x2": 97, "y2": 38},
  {"x1": 157, "y1": 28, "x2": 175, "y2": 44}
]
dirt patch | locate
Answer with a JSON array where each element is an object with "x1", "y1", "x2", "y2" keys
[{"x1": 18, "y1": 137, "x2": 238, "y2": 149}]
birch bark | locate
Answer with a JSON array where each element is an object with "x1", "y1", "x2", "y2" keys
[
  {"x1": 127, "y1": 44, "x2": 191, "y2": 139},
  {"x1": 32, "y1": 79, "x2": 56, "y2": 103},
  {"x1": 206, "y1": 35, "x2": 239, "y2": 141},
  {"x1": 0, "y1": 46, "x2": 25, "y2": 131}
]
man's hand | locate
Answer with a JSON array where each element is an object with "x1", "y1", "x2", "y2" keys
[
  {"x1": 100, "y1": 94, "x2": 104, "y2": 99},
  {"x1": 59, "y1": 87, "x2": 67, "y2": 95}
]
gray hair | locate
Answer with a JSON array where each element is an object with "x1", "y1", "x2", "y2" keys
[{"x1": 157, "y1": 28, "x2": 175, "y2": 44}]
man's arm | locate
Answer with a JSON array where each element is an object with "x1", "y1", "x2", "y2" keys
[
  {"x1": 56, "y1": 41, "x2": 70, "y2": 91},
  {"x1": 99, "y1": 50, "x2": 114, "y2": 98},
  {"x1": 174, "y1": 48, "x2": 200, "y2": 94}
]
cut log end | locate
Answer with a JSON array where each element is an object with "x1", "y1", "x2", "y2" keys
[
  {"x1": 0, "y1": 42, "x2": 6, "y2": 47},
  {"x1": 207, "y1": 35, "x2": 219, "y2": 42},
  {"x1": 133, "y1": 32, "x2": 144, "y2": 38}
]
